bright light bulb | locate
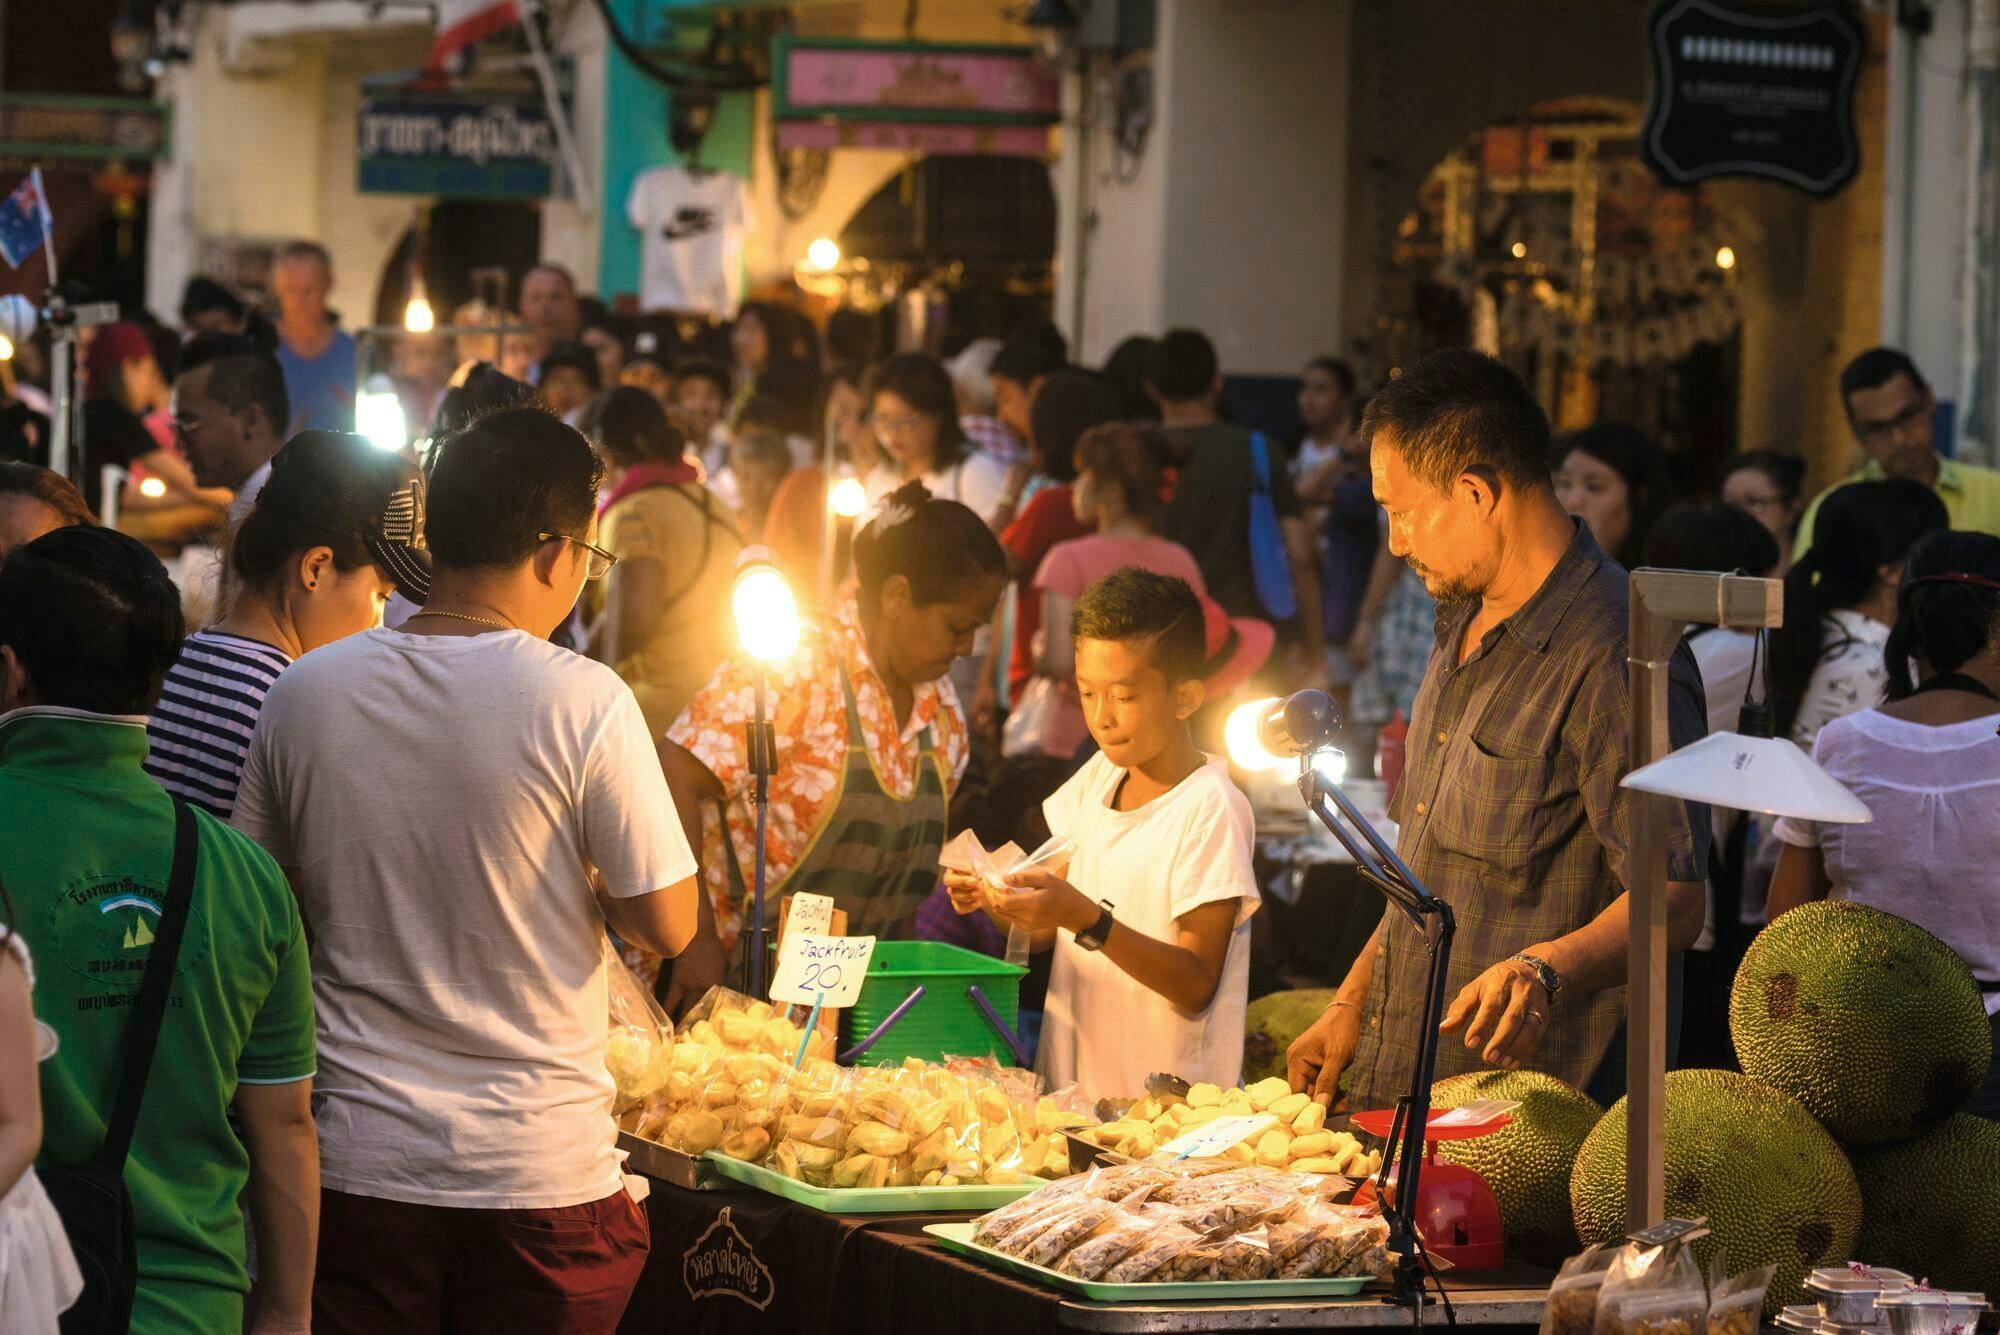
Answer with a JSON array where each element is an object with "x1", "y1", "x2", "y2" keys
[
  {"x1": 403, "y1": 295, "x2": 436, "y2": 334},
  {"x1": 355, "y1": 375, "x2": 408, "y2": 453},
  {"x1": 805, "y1": 238, "x2": 841, "y2": 272},
  {"x1": 733, "y1": 552, "x2": 800, "y2": 663},
  {"x1": 0, "y1": 334, "x2": 14, "y2": 361},
  {"x1": 828, "y1": 476, "x2": 867, "y2": 519},
  {"x1": 1224, "y1": 697, "x2": 1289, "y2": 773},
  {"x1": 1714, "y1": 245, "x2": 1737, "y2": 271},
  {"x1": 1510, "y1": 241, "x2": 1528, "y2": 260},
  {"x1": 1312, "y1": 748, "x2": 1349, "y2": 786},
  {"x1": 137, "y1": 476, "x2": 167, "y2": 499}
]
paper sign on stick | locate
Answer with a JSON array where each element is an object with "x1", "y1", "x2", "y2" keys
[{"x1": 769, "y1": 933, "x2": 875, "y2": 1008}]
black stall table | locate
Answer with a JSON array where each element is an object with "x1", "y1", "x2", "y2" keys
[{"x1": 620, "y1": 1182, "x2": 1551, "y2": 1335}]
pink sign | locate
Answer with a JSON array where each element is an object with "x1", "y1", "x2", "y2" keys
[
  {"x1": 776, "y1": 120, "x2": 1052, "y2": 157},
  {"x1": 781, "y1": 46, "x2": 1059, "y2": 120}
]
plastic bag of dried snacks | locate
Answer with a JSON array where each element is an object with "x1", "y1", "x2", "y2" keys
[
  {"x1": 1593, "y1": 1240, "x2": 1707, "y2": 1335},
  {"x1": 1706, "y1": 1264, "x2": 1777, "y2": 1335},
  {"x1": 1542, "y1": 1245, "x2": 1622, "y2": 1335}
]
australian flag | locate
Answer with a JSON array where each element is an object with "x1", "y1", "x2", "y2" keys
[{"x1": 0, "y1": 169, "x2": 51, "y2": 270}]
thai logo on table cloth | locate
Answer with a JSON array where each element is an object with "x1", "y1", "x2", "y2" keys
[
  {"x1": 683, "y1": 1208, "x2": 776, "y2": 1310},
  {"x1": 49, "y1": 871, "x2": 207, "y2": 1011}
]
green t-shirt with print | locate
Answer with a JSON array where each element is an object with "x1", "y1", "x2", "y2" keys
[{"x1": 0, "y1": 709, "x2": 315, "y2": 1335}]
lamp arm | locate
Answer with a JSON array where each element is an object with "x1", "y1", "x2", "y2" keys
[{"x1": 1296, "y1": 756, "x2": 1456, "y2": 1305}]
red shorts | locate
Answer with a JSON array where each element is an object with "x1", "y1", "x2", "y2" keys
[{"x1": 313, "y1": 1186, "x2": 650, "y2": 1335}]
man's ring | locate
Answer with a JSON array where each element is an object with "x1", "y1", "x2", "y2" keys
[{"x1": 1529, "y1": 1011, "x2": 1547, "y2": 1023}]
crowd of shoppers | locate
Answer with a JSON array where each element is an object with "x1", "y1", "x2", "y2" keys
[{"x1": 3, "y1": 215, "x2": 1999, "y2": 1333}]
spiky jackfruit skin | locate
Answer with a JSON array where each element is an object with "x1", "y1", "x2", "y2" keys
[
  {"x1": 1241, "y1": 988, "x2": 1339, "y2": 1084},
  {"x1": 1430, "y1": 1069, "x2": 1603, "y2": 1268},
  {"x1": 1571, "y1": 1069, "x2": 1860, "y2": 1315},
  {"x1": 1852, "y1": 1114, "x2": 2000, "y2": 1294},
  {"x1": 1731, "y1": 901, "x2": 1989, "y2": 1147}
]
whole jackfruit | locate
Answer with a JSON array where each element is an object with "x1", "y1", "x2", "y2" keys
[
  {"x1": 1430, "y1": 1069, "x2": 1602, "y2": 1268},
  {"x1": 1570, "y1": 1069, "x2": 1860, "y2": 1314},
  {"x1": 1241, "y1": 989, "x2": 1339, "y2": 1084},
  {"x1": 1851, "y1": 1113, "x2": 2000, "y2": 1293},
  {"x1": 1731, "y1": 901, "x2": 1990, "y2": 1147}
]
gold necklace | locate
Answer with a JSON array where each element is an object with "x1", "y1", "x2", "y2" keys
[{"x1": 409, "y1": 609, "x2": 516, "y2": 632}]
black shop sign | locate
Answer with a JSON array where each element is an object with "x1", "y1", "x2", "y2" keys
[
  {"x1": 357, "y1": 95, "x2": 554, "y2": 199},
  {"x1": 1641, "y1": 0, "x2": 1863, "y2": 198}
]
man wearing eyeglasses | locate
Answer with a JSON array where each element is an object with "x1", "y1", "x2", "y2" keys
[
  {"x1": 232, "y1": 407, "x2": 699, "y2": 1334},
  {"x1": 1795, "y1": 347, "x2": 2000, "y2": 556}
]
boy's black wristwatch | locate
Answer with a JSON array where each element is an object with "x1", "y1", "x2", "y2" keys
[{"x1": 1076, "y1": 900, "x2": 1117, "y2": 951}]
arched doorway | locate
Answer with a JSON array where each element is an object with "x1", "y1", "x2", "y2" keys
[
  {"x1": 1388, "y1": 99, "x2": 1743, "y2": 491},
  {"x1": 370, "y1": 199, "x2": 543, "y2": 327},
  {"x1": 832, "y1": 154, "x2": 1057, "y2": 354}
]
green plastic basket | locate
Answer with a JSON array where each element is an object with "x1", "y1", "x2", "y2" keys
[{"x1": 840, "y1": 941, "x2": 1028, "y2": 1067}]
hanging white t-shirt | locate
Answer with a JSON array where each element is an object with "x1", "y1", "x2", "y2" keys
[
  {"x1": 626, "y1": 165, "x2": 751, "y2": 317},
  {"x1": 1035, "y1": 753, "x2": 1260, "y2": 1100},
  {"x1": 231, "y1": 627, "x2": 697, "y2": 1209}
]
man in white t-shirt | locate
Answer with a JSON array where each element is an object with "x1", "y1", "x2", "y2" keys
[
  {"x1": 947, "y1": 569, "x2": 1259, "y2": 1099},
  {"x1": 232, "y1": 407, "x2": 702, "y2": 1335},
  {"x1": 626, "y1": 164, "x2": 751, "y2": 317}
]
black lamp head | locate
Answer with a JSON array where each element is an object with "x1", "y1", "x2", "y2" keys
[{"x1": 1258, "y1": 688, "x2": 1343, "y2": 758}]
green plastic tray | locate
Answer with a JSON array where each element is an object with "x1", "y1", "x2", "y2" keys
[
  {"x1": 844, "y1": 940, "x2": 1027, "y2": 1067},
  {"x1": 703, "y1": 1151, "x2": 1044, "y2": 1213},
  {"x1": 925, "y1": 1222, "x2": 1378, "y2": 1302}
]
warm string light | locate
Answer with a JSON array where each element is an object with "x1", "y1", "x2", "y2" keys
[
  {"x1": 137, "y1": 476, "x2": 167, "y2": 499},
  {"x1": 1714, "y1": 245, "x2": 1737, "y2": 271},
  {"x1": 804, "y1": 238, "x2": 841, "y2": 272}
]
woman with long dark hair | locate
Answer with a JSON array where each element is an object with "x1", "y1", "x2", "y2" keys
[
  {"x1": 860, "y1": 354, "x2": 1011, "y2": 524},
  {"x1": 1766, "y1": 478, "x2": 1948, "y2": 750},
  {"x1": 1552, "y1": 423, "x2": 1672, "y2": 569},
  {"x1": 1768, "y1": 529, "x2": 2000, "y2": 1117},
  {"x1": 1721, "y1": 450, "x2": 1808, "y2": 568}
]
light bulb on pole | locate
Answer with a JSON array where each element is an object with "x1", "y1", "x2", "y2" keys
[
  {"x1": 732, "y1": 548, "x2": 799, "y2": 998},
  {"x1": 403, "y1": 294, "x2": 436, "y2": 334},
  {"x1": 828, "y1": 476, "x2": 866, "y2": 519}
]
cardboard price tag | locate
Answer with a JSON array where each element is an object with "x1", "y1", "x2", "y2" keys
[
  {"x1": 1158, "y1": 1114, "x2": 1277, "y2": 1161},
  {"x1": 769, "y1": 933, "x2": 876, "y2": 1008},
  {"x1": 787, "y1": 892, "x2": 836, "y2": 939}
]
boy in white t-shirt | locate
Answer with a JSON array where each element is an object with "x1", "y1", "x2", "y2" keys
[{"x1": 949, "y1": 569, "x2": 1260, "y2": 1099}]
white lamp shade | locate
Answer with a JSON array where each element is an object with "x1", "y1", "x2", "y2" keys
[
  {"x1": 0, "y1": 294, "x2": 37, "y2": 348},
  {"x1": 1622, "y1": 731, "x2": 1873, "y2": 824}
]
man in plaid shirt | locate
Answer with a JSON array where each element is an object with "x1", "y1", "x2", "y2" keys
[{"x1": 1289, "y1": 351, "x2": 1709, "y2": 1112}]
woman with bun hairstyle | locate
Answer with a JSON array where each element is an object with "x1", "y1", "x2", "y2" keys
[
  {"x1": 1768, "y1": 530, "x2": 2000, "y2": 1114},
  {"x1": 655, "y1": 480, "x2": 1007, "y2": 1007},
  {"x1": 144, "y1": 430, "x2": 429, "y2": 817}
]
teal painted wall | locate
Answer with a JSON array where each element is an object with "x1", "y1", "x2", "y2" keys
[{"x1": 597, "y1": 0, "x2": 756, "y2": 300}]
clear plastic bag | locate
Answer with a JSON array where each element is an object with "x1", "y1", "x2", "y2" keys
[
  {"x1": 1594, "y1": 1241, "x2": 1707, "y2": 1335},
  {"x1": 1706, "y1": 1265, "x2": 1778, "y2": 1335},
  {"x1": 605, "y1": 940, "x2": 675, "y2": 1110},
  {"x1": 1542, "y1": 1245, "x2": 1622, "y2": 1335}
]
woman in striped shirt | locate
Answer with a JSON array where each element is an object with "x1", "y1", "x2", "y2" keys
[{"x1": 145, "y1": 430, "x2": 430, "y2": 815}]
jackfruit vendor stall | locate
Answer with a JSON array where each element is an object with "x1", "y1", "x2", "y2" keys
[
  {"x1": 1286, "y1": 353, "x2": 1710, "y2": 1112},
  {"x1": 650, "y1": 481, "x2": 1008, "y2": 1012}
]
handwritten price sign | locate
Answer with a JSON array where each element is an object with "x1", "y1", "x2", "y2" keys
[{"x1": 769, "y1": 933, "x2": 876, "y2": 1008}]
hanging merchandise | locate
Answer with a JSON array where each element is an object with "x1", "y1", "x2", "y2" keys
[{"x1": 626, "y1": 164, "x2": 752, "y2": 317}]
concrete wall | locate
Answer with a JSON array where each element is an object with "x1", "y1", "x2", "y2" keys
[{"x1": 1056, "y1": 0, "x2": 1352, "y2": 375}]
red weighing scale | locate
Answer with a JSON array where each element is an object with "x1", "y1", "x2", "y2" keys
[{"x1": 1348, "y1": 1104, "x2": 1511, "y2": 1272}]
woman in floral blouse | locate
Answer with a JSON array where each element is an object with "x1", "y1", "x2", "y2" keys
[{"x1": 654, "y1": 479, "x2": 1008, "y2": 1008}]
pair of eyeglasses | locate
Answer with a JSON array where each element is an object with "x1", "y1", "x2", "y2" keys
[
  {"x1": 1855, "y1": 401, "x2": 1930, "y2": 445},
  {"x1": 873, "y1": 412, "x2": 929, "y2": 439},
  {"x1": 540, "y1": 532, "x2": 619, "y2": 580}
]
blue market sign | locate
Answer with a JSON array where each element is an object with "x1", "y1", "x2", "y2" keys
[
  {"x1": 357, "y1": 96, "x2": 554, "y2": 199},
  {"x1": 1642, "y1": 0, "x2": 1863, "y2": 198}
]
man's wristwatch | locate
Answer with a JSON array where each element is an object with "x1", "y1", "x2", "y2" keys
[
  {"x1": 1511, "y1": 952, "x2": 1563, "y2": 997},
  {"x1": 1076, "y1": 900, "x2": 1117, "y2": 952}
]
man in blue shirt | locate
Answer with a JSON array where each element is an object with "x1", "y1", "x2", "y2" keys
[{"x1": 272, "y1": 240, "x2": 357, "y2": 434}]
